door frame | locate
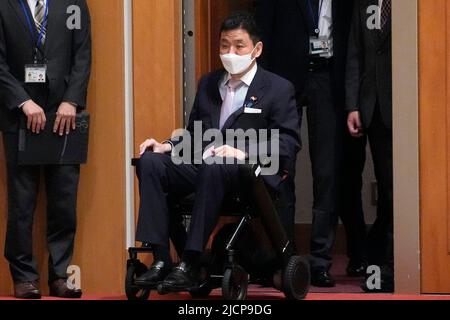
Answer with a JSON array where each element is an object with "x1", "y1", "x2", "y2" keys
[{"x1": 392, "y1": 0, "x2": 420, "y2": 294}]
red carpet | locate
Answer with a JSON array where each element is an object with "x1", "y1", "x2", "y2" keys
[
  {"x1": 1, "y1": 289, "x2": 450, "y2": 300},
  {"x1": 1, "y1": 256, "x2": 449, "y2": 300}
]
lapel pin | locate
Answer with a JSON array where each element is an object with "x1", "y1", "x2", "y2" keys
[{"x1": 245, "y1": 96, "x2": 258, "y2": 108}]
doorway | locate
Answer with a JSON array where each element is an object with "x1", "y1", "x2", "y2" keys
[{"x1": 182, "y1": 0, "x2": 422, "y2": 294}]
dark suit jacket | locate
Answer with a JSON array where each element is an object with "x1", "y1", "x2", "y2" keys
[
  {"x1": 255, "y1": 0, "x2": 354, "y2": 106},
  {"x1": 0, "y1": 0, "x2": 92, "y2": 132},
  {"x1": 345, "y1": 0, "x2": 392, "y2": 129},
  {"x1": 171, "y1": 66, "x2": 301, "y2": 189}
]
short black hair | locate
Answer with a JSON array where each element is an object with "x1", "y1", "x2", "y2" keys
[{"x1": 220, "y1": 11, "x2": 262, "y2": 45}]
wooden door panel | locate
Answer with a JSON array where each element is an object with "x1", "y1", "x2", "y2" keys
[
  {"x1": 196, "y1": 0, "x2": 255, "y2": 79},
  {"x1": 419, "y1": 0, "x2": 450, "y2": 293}
]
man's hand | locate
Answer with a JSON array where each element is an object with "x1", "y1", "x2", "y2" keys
[
  {"x1": 139, "y1": 138, "x2": 172, "y2": 156},
  {"x1": 213, "y1": 145, "x2": 247, "y2": 161},
  {"x1": 54, "y1": 102, "x2": 77, "y2": 136},
  {"x1": 347, "y1": 111, "x2": 364, "y2": 138},
  {"x1": 22, "y1": 100, "x2": 46, "y2": 134}
]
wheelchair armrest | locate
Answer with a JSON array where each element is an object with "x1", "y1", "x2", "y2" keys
[
  {"x1": 238, "y1": 163, "x2": 261, "y2": 181},
  {"x1": 239, "y1": 163, "x2": 291, "y2": 184}
]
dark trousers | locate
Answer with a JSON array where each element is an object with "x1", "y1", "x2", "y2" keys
[
  {"x1": 3, "y1": 133, "x2": 80, "y2": 283},
  {"x1": 366, "y1": 106, "x2": 393, "y2": 272},
  {"x1": 135, "y1": 151, "x2": 241, "y2": 253},
  {"x1": 303, "y1": 67, "x2": 342, "y2": 271},
  {"x1": 339, "y1": 129, "x2": 368, "y2": 263}
]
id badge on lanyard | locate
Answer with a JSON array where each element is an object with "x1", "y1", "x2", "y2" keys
[
  {"x1": 309, "y1": 37, "x2": 331, "y2": 56},
  {"x1": 307, "y1": 0, "x2": 331, "y2": 56},
  {"x1": 25, "y1": 63, "x2": 47, "y2": 83},
  {"x1": 20, "y1": 0, "x2": 49, "y2": 84}
]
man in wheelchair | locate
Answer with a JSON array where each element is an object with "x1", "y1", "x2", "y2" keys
[{"x1": 134, "y1": 12, "x2": 301, "y2": 293}]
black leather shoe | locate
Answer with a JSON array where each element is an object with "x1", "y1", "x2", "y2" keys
[
  {"x1": 311, "y1": 269, "x2": 336, "y2": 288},
  {"x1": 14, "y1": 281, "x2": 41, "y2": 299},
  {"x1": 160, "y1": 261, "x2": 199, "y2": 292},
  {"x1": 135, "y1": 261, "x2": 171, "y2": 287},
  {"x1": 49, "y1": 279, "x2": 82, "y2": 298},
  {"x1": 346, "y1": 260, "x2": 368, "y2": 277}
]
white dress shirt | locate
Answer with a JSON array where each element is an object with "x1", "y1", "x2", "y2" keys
[
  {"x1": 199, "y1": 63, "x2": 258, "y2": 159},
  {"x1": 378, "y1": 0, "x2": 384, "y2": 25},
  {"x1": 219, "y1": 63, "x2": 258, "y2": 116},
  {"x1": 18, "y1": 0, "x2": 48, "y2": 109},
  {"x1": 317, "y1": 0, "x2": 333, "y2": 58}
]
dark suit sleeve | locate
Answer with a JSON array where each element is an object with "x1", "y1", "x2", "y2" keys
[
  {"x1": 345, "y1": 1, "x2": 362, "y2": 112},
  {"x1": 62, "y1": 0, "x2": 92, "y2": 109},
  {"x1": 255, "y1": 0, "x2": 276, "y2": 69},
  {"x1": 249, "y1": 81, "x2": 301, "y2": 173},
  {"x1": 0, "y1": 14, "x2": 31, "y2": 110},
  {"x1": 272, "y1": 81, "x2": 301, "y2": 165}
]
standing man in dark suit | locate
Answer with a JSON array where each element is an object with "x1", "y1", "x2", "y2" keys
[
  {"x1": 0, "y1": 0, "x2": 91, "y2": 298},
  {"x1": 256, "y1": 0, "x2": 367, "y2": 287},
  {"x1": 134, "y1": 12, "x2": 300, "y2": 291},
  {"x1": 346, "y1": 0, "x2": 393, "y2": 292}
]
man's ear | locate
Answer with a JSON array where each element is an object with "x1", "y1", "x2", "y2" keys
[{"x1": 254, "y1": 42, "x2": 263, "y2": 59}]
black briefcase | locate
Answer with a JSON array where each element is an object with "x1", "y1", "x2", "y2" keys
[{"x1": 18, "y1": 111, "x2": 90, "y2": 165}]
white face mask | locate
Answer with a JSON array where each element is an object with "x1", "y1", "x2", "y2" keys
[{"x1": 220, "y1": 45, "x2": 258, "y2": 75}]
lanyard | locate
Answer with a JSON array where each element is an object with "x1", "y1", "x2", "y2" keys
[
  {"x1": 19, "y1": 0, "x2": 49, "y2": 57},
  {"x1": 308, "y1": 0, "x2": 324, "y2": 34}
]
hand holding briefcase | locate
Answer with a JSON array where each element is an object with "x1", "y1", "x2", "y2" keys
[{"x1": 18, "y1": 111, "x2": 90, "y2": 165}]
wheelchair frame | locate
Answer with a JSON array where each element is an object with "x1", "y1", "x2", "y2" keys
[{"x1": 125, "y1": 158, "x2": 310, "y2": 300}]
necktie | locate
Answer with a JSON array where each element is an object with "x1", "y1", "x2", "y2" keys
[
  {"x1": 380, "y1": 0, "x2": 391, "y2": 33},
  {"x1": 219, "y1": 79, "x2": 242, "y2": 130},
  {"x1": 34, "y1": 0, "x2": 46, "y2": 46}
]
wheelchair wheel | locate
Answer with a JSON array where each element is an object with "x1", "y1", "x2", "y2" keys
[
  {"x1": 222, "y1": 265, "x2": 248, "y2": 300},
  {"x1": 125, "y1": 260, "x2": 152, "y2": 300},
  {"x1": 282, "y1": 255, "x2": 310, "y2": 300}
]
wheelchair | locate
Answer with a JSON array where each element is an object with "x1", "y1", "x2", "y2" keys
[{"x1": 125, "y1": 158, "x2": 311, "y2": 300}]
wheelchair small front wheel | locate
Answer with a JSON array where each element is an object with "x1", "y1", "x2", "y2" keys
[
  {"x1": 222, "y1": 265, "x2": 248, "y2": 300},
  {"x1": 125, "y1": 260, "x2": 152, "y2": 300},
  {"x1": 282, "y1": 255, "x2": 310, "y2": 300}
]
